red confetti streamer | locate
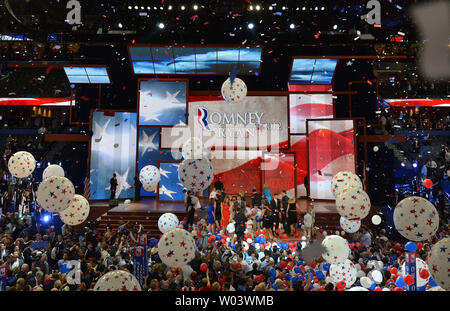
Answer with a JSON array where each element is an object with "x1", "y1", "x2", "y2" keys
[
  {"x1": 268, "y1": 50, "x2": 273, "y2": 54},
  {"x1": 203, "y1": 21, "x2": 209, "y2": 25},
  {"x1": 190, "y1": 14, "x2": 199, "y2": 20}
]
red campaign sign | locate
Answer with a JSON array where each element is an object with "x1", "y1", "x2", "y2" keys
[
  {"x1": 139, "y1": 235, "x2": 147, "y2": 246},
  {"x1": 133, "y1": 246, "x2": 144, "y2": 258},
  {"x1": 405, "y1": 252, "x2": 416, "y2": 264}
]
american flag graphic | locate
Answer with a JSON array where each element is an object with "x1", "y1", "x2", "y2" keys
[{"x1": 83, "y1": 176, "x2": 91, "y2": 200}]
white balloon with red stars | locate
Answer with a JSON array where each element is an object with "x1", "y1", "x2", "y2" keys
[
  {"x1": 42, "y1": 164, "x2": 64, "y2": 181},
  {"x1": 329, "y1": 259, "x2": 357, "y2": 287},
  {"x1": 401, "y1": 257, "x2": 430, "y2": 287},
  {"x1": 331, "y1": 171, "x2": 362, "y2": 197},
  {"x1": 94, "y1": 270, "x2": 141, "y2": 291},
  {"x1": 182, "y1": 137, "x2": 205, "y2": 160},
  {"x1": 178, "y1": 157, "x2": 214, "y2": 193},
  {"x1": 393, "y1": 196, "x2": 439, "y2": 241},
  {"x1": 158, "y1": 228, "x2": 196, "y2": 268},
  {"x1": 322, "y1": 235, "x2": 350, "y2": 265},
  {"x1": 139, "y1": 165, "x2": 160, "y2": 192},
  {"x1": 336, "y1": 187, "x2": 371, "y2": 220},
  {"x1": 158, "y1": 213, "x2": 180, "y2": 234},
  {"x1": 59, "y1": 194, "x2": 90, "y2": 226},
  {"x1": 37, "y1": 176, "x2": 75, "y2": 213},
  {"x1": 221, "y1": 77, "x2": 247, "y2": 104},
  {"x1": 340, "y1": 216, "x2": 361, "y2": 233},
  {"x1": 8, "y1": 151, "x2": 36, "y2": 178},
  {"x1": 427, "y1": 238, "x2": 449, "y2": 290}
]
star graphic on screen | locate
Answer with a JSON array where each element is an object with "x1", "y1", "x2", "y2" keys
[
  {"x1": 159, "y1": 185, "x2": 176, "y2": 200},
  {"x1": 165, "y1": 90, "x2": 181, "y2": 103},
  {"x1": 143, "y1": 113, "x2": 161, "y2": 122},
  {"x1": 93, "y1": 119, "x2": 111, "y2": 143},
  {"x1": 159, "y1": 167, "x2": 171, "y2": 178},
  {"x1": 139, "y1": 131, "x2": 158, "y2": 157},
  {"x1": 105, "y1": 168, "x2": 131, "y2": 198}
]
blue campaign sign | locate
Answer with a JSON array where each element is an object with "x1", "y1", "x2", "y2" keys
[
  {"x1": 404, "y1": 252, "x2": 417, "y2": 291},
  {"x1": 0, "y1": 267, "x2": 6, "y2": 291},
  {"x1": 31, "y1": 241, "x2": 48, "y2": 249},
  {"x1": 133, "y1": 234, "x2": 149, "y2": 288}
]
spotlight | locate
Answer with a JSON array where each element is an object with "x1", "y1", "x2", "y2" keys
[
  {"x1": 401, "y1": 162, "x2": 406, "y2": 167},
  {"x1": 147, "y1": 6, "x2": 151, "y2": 10},
  {"x1": 256, "y1": 5, "x2": 260, "y2": 11},
  {"x1": 158, "y1": 22, "x2": 165, "y2": 29},
  {"x1": 302, "y1": 7, "x2": 306, "y2": 10},
  {"x1": 333, "y1": 24, "x2": 338, "y2": 30},
  {"x1": 181, "y1": 5, "x2": 185, "y2": 10},
  {"x1": 141, "y1": 6, "x2": 144, "y2": 10},
  {"x1": 321, "y1": 7, "x2": 325, "y2": 10},
  {"x1": 249, "y1": 5, "x2": 253, "y2": 10},
  {"x1": 290, "y1": 23, "x2": 295, "y2": 29},
  {"x1": 134, "y1": 6, "x2": 138, "y2": 10},
  {"x1": 412, "y1": 162, "x2": 418, "y2": 168},
  {"x1": 282, "y1": 6, "x2": 286, "y2": 10},
  {"x1": 41, "y1": 213, "x2": 52, "y2": 225},
  {"x1": 193, "y1": 4, "x2": 198, "y2": 10},
  {"x1": 248, "y1": 23, "x2": 254, "y2": 29},
  {"x1": 118, "y1": 23, "x2": 123, "y2": 29},
  {"x1": 168, "y1": 5, "x2": 172, "y2": 10},
  {"x1": 128, "y1": 6, "x2": 132, "y2": 10},
  {"x1": 315, "y1": 7, "x2": 318, "y2": 10},
  {"x1": 269, "y1": 6, "x2": 273, "y2": 10}
]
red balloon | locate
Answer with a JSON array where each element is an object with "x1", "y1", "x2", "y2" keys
[
  {"x1": 294, "y1": 232, "x2": 301, "y2": 238},
  {"x1": 423, "y1": 179, "x2": 433, "y2": 189},
  {"x1": 394, "y1": 287, "x2": 404, "y2": 291},
  {"x1": 287, "y1": 262, "x2": 294, "y2": 270},
  {"x1": 394, "y1": 243, "x2": 402, "y2": 251},
  {"x1": 404, "y1": 274, "x2": 414, "y2": 285},
  {"x1": 419, "y1": 269, "x2": 429, "y2": 279},
  {"x1": 282, "y1": 233, "x2": 288, "y2": 239},
  {"x1": 417, "y1": 242, "x2": 423, "y2": 250},
  {"x1": 275, "y1": 228, "x2": 281, "y2": 234},
  {"x1": 336, "y1": 281, "x2": 346, "y2": 289},
  {"x1": 279, "y1": 261, "x2": 287, "y2": 269},
  {"x1": 235, "y1": 262, "x2": 242, "y2": 270},
  {"x1": 310, "y1": 260, "x2": 317, "y2": 269},
  {"x1": 200, "y1": 263, "x2": 208, "y2": 272},
  {"x1": 374, "y1": 287, "x2": 382, "y2": 291},
  {"x1": 278, "y1": 272, "x2": 284, "y2": 279},
  {"x1": 390, "y1": 267, "x2": 398, "y2": 275}
]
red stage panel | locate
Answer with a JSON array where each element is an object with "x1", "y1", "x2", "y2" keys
[
  {"x1": 290, "y1": 135, "x2": 307, "y2": 198},
  {"x1": 289, "y1": 94, "x2": 334, "y2": 134},
  {"x1": 307, "y1": 120, "x2": 356, "y2": 200}
]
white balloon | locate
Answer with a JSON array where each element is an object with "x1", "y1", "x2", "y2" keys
[
  {"x1": 178, "y1": 157, "x2": 214, "y2": 193},
  {"x1": 94, "y1": 270, "x2": 141, "y2": 291},
  {"x1": 336, "y1": 187, "x2": 371, "y2": 220},
  {"x1": 329, "y1": 259, "x2": 357, "y2": 287},
  {"x1": 158, "y1": 213, "x2": 180, "y2": 234},
  {"x1": 59, "y1": 194, "x2": 90, "y2": 226},
  {"x1": 340, "y1": 216, "x2": 361, "y2": 233},
  {"x1": 427, "y1": 238, "x2": 449, "y2": 290},
  {"x1": 158, "y1": 228, "x2": 196, "y2": 268},
  {"x1": 221, "y1": 77, "x2": 247, "y2": 104},
  {"x1": 347, "y1": 286, "x2": 369, "y2": 291},
  {"x1": 246, "y1": 238, "x2": 252, "y2": 244},
  {"x1": 360, "y1": 276, "x2": 373, "y2": 289},
  {"x1": 37, "y1": 176, "x2": 75, "y2": 213},
  {"x1": 42, "y1": 164, "x2": 64, "y2": 180},
  {"x1": 182, "y1": 137, "x2": 205, "y2": 160},
  {"x1": 382, "y1": 287, "x2": 390, "y2": 291},
  {"x1": 227, "y1": 223, "x2": 235, "y2": 233},
  {"x1": 331, "y1": 171, "x2": 362, "y2": 197},
  {"x1": 139, "y1": 165, "x2": 160, "y2": 192},
  {"x1": 371, "y1": 270, "x2": 383, "y2": 284},
  {"x1": 372, "y1": 215, "x2": 382, "y2": 225},
  {"x1": 393, "y1": 196, "x2": 439, "y2": 241},
  {"x1": 357, "y1": 270, "x2": 366, "y2": 278},
  {"x1": 8, "y1": 151, "x2": 36, "y2": 178},
  {"x1": 401, "y1": 258, "x2": 429, "y2": 287},
  {"x1": 322, "y1": 235, "x2": 350, "y2": 265},
  {"x1": 325, "y1": 277, "x2": 335, "y2": 284}
]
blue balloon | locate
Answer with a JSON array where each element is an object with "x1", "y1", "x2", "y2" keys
[
  {"x1": 269, "y1": 276, "x2": 276, "y2": 283},
  {"x1": 149, "y1": 237, "x2": 158, "y2": 248},
  {"x1": 254, "y1": 237, "x2": 260, "y2": 243},
  {"x1": 260, "y1": 238, "x2": 265, "y2": 244},
  {"x1": 428, "y1": 277, "x2": 438, "y2": 287},
  {"x1": 282, "y1": 243, "x2": 288, "y2": 250},
  {"x1": 271, "y1": 283, "x2": 278, "y2": 291},
  {"x1": 396, "y1": 276, "x2": 405, "y2": 288},
  {"x1": 316, "y1": 270, "x2": 325, "y2": 280},
  {"x1": 298, "y1": 275, "x2": 305, "y2": 282},
  {"x1": 291, "y1": 277, "x2": 298, "y2": 286},
  {"x1": 405, "y1": 241, "x2": 417, "y2": 252},
  {"x1": 269, "y1": 268, "x2": 277, "y2": 277},
  {"x1": 294, "y1": 267, "x2": 301, "y2": 274},
  {"x1": 285, "y1": 274, "x2": 292, "y2": 281},
  {"x1": 323, "y1": 263, "x2": 330, "y2": 271},
  {"x1": 369, "y1": 282, "x2": 376, "y2": 290}
]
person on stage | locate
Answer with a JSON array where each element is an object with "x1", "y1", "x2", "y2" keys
[
  {"x1": 270, "y1": 193, "x2": 281, "y2": 236},
  {"x1": 133, "y1": 176, "x2": 142, "y2": 201},
  {"x1": 281, "y1": 190, "x2": 289, "y2": 234},
  {"x1": 262, "y1": 201, "x2": 274, "y2": 242},
  {"x1": 214, "y1": 177, "x2": 224, "y2": 191},
  {"x1": 221, "y1": 196, "x2": 231, "y2": 234},
  {"x1": 287, "y1": 197, "x2": 298, "y2": 236},
  {"x1": 109, "y1": 173, "x2": 118, "y2": 200}
]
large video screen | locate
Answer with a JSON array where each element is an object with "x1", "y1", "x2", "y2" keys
[
  {"x1": 290, "y1": 58, "x2": 337, "y2": 84},
  {"x1": 160, "y1": 96, "x2": 289, "y2": 151},
  {"x1": 130, "y1": 46, "x2": 262, "y2": 75},
  {"x1": 307, "y1": 120, "x2": 355, "y2": 200},
  {"x1": 289, "y1": 94, "x2": 334, "y2": 134},
  {"x1": 290, "y1": 135, "x2": 307, "y2": 198},
  {"x1": 89, "y1": 111, "x2": 137, "y2": 200},
  {"x1": 138, "y1": 79, "x2": 187, "y2": 126},
  {"x1": 138, "y1": 127, "x2": 177, "y2": 197},
  {"x1": 158, "y1": 161, "x2": 185, "y2": 202}
]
